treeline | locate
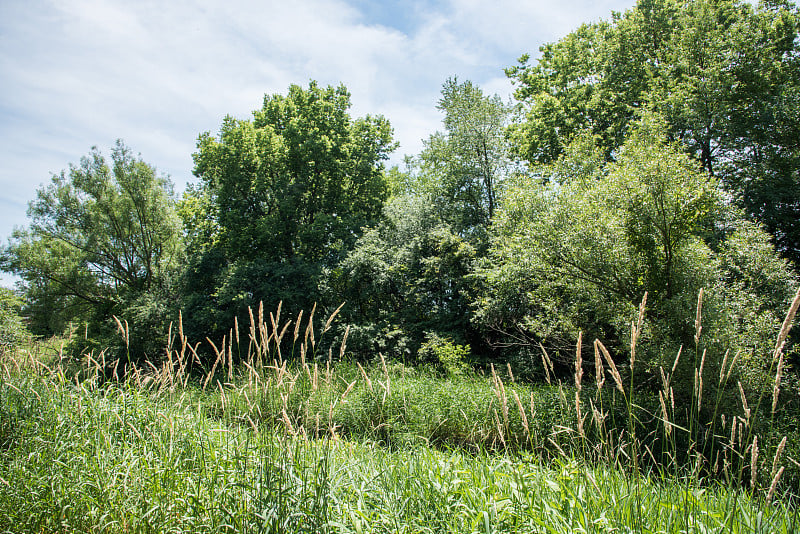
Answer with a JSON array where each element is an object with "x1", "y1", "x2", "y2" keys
[{"x1": 2, "y1": 0, "x2": 800, "y2": 410}]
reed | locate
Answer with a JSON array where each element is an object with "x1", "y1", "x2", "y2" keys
[{"x1": 0, "y1": 293, "x2": 798, "y2": 533}]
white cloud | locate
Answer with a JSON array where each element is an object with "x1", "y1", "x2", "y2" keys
[{"x1": 446, "y1": 0, "x2": 633, "y2": 53}]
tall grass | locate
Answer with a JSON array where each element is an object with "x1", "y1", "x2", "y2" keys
[
  {"x1": 0, "y1": 291, "x2": 798, "y2": 532},
  {"x1": 1, "y1": 371, "x2": 797, "y2": 533}
]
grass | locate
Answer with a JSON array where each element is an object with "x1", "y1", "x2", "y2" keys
[
  {"x1": 0, "y1": 293, "x2": 798, "y2": 532},
  {"x1": 1, "y1": 372, "x2": 797, "y2": 533}
]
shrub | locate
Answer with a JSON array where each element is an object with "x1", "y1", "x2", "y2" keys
[
  {"x1": 418, "y1": 333, "x2": 470, "y2": 376},
  {"x1": 0, "y1": 288, "x2": 28, "y2": 353}
]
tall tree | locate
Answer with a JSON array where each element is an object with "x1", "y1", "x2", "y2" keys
[
  {"x1": 1, "y1": 141, "x2": 183, "y2": 355},
  {"x1": 183, "y1": 82, "x2": 396, "y2": 340},
  {"x1": 505, "y1": 21, "x2": 612, "y2": 163},
  {"x1": 506, "y1": 0, "x2": 800, "y2": 264},
  {"x1": 418, "y1": 78, "x2": 512, "y2": 243}
]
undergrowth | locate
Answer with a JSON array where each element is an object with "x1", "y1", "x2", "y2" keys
[{"x1": 0, "y1": 373, "x2": 797, "y2": 533}]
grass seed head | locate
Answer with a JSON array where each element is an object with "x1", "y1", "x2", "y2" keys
[
  {"x1": 774, "y1": 287, "x2": 800, "y2": 363},
  {"x1": 594, "y1": 341, "x2": 605, "y2": 390},
  {"x1": 767, "y1": 466, "x2": 785, "y2": 504},
  {"x1": 771, "y1": 436, "x2": 787, "y2": 480},
  {"x1": 718, "y1": 349, "x2": 729, "y2": 386},
  {"x1": 596, "y1": 340, "x2": 623, "y2": 393},
  {"x1": 738, "y1": 381, "x2": 750, "y2": 422},
  {"x1": 539, "y1": 343, "x2": 553, "y2": 384},
  {"x1": 659, "y1": 390, "x2": 671, "y2": 436},
  {"x1": 772, "y1": 351, "x2": 785, "y2": 415},
  {"x1": 694, "y1": 288, "x2": 703, "y2": 346}
]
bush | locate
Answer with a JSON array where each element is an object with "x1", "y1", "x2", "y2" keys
[
  {"x1": 0, "y1": 288, "x2": 28, "y2": 353},
  {"x1": 418, "y1": 333, "x2": 470, "y2": 376}
]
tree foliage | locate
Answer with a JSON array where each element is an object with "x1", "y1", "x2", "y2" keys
[
  {"x1": 506, "y1": 0, "x2": 800, "y2": 263},
  {"x1": 476, "y1": 119, "x2": 797, "y2": 396},
  {"x1": 0, "y1": 287, "x2": 28, "y2": 352},
  {"x1": 327, "y1": 194, "x2": 477, "y2": 358},
  {"x1": 328, "y1": 79, "x2": 509, "y2": 358},
  {"x1": 416, "y1": 78, "x2": 513, "y2": 244},
  {"x1": 183, "y1": 82, "x2": 396, "y2": 341},
  {"x1": 1, "y1": 141, "x2": 183, "y2": 356}
]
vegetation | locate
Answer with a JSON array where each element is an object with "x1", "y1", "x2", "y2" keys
[
  {"x1": 476, "y1": 117, "x2": 798, "y2": 409},
  {"x1": 181, "y1": 82, "x2": 395, "y2": 344},
  {"x1": 415, "y1": 77, "x2": 513, "y2": 242},
  {"x1": 2, "y1": 0, "x2": 800, "y2": 529},
  {"x1": 505, "y1": 0, "x2": 800, "y2": 263},
  {"x1": 0, "y1": 141, "x2": 182, "y2": 359},
  {"x1": 0, "y1": 288, "x2": 27, "y2": 354},
  {"x1": 0, "y1": 298, "x2": 798, "y2": 532}
]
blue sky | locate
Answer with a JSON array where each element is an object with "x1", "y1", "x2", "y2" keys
[{"x1": 0, "y1": 0, "x2": 636, "y2": 286}]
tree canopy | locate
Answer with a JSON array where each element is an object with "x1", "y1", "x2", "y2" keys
[
  {"x1": 506, "y1": 0, "x2": 800, "y2": 263},
  {"x1": 1, "y1": 141, "x2": 182, "y2": 355},
  {"x1": 181, "y1": 82, "x2": 396, "y2": 341},
  {"x1": 416, "y1": 78, "x2": 513, "y2": 241},
  {"x1": 476, "y1": 118, "x2": 797, "y2": 397}
]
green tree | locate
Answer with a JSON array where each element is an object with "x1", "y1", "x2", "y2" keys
[
  {"x1": 417, "y1": 78, "x2": 513, "y2": 244},
  {"x1": 476, "y1": 120, "x2": 797, "y2": 388},
  {"x1": 1, "y1": 141, "x2": 183, "y2": 357},
  {"x1": 327, "y1": 194, "x2": 476, "y2": 358},
  {"x1": 714, "y1": 1, "x2": 800, "y2": 263},
  {"x1": 330, "y1": 77, "x2": 512, "y2": 357},
  {"x1": 183, "y1": 82, "x2": 396, "y2": 341},
  {"x1": 505, "y1": 21, "x2": 613, "y2": 163},
  {"x1": 506, "y1": 0, "x2": 800, "y2": 263}
]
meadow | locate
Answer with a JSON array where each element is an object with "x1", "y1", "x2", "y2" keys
[{"x1": 0, "y1": 295, "x2": 798, "y2": 533}]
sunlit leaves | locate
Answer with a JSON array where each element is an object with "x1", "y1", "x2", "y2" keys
[
  {"x1": 2, "y1": 142, "x2": 182, "y2": 338},
  {"x1": 418, "y1": 78, "x2": 512, "y2": 242}
]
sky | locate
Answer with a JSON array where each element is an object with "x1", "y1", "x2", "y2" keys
[{"x1": 0, "y1": 0, "x2": 636, "y2": 287}]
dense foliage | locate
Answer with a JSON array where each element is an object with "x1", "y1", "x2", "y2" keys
[
  {"x1": 0, "y1": 288, "x2": 27, "y2": 353},
  {"x1": 180, "y1": 82, "x2": 395, "y2": 343},
  {"x1": 0, "y1": 141, "x2": 182, "y2": 358},
  {"x1": 324, "y1": 78, "x2": 514, "y2": 359},
  {"x1": 328, "y1": 193, "x2": 477, "y2": 357},
  {"x1": 476, "y1": 118, "x2": 798, "y2": 416},
  {"x1": 1, "y1": 2, "x2": 798, "y2": 477},
  {"x1": 505, "y1": 0, "x2": 800, "y2": 264}
]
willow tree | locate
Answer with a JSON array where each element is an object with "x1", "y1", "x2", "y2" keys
[{"x1": 1, "y1": 141, "x2": 183, "y2": 357}]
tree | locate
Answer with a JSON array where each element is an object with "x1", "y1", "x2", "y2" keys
[
  {"x1": 183, "y1": 82, "x2": 396, "y2": 341},
  {"x1": 475, "y1": 119, "x2": 797, "y2": 392},
  {"x1": 327, "y1": 194, "x2": 477, "y2": 358},
  {"x1": 714, "y1": 2, "x2": 800, "y2": 263},
  {"x1": 506, "y1": 0, "x2": 800, "y2": 264},
  {"x1": 1, "y1": 141, "x2": 183, "y2": 357},
  {"x1": 505, "y1": 21, "x2": 614, "y2": 164},
  {"x1": 417, "y1": 78, "x2": 513, "y2": 244},
  {"x1": 327, "y1": 78, "x2": 511, "y2": 358}
]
